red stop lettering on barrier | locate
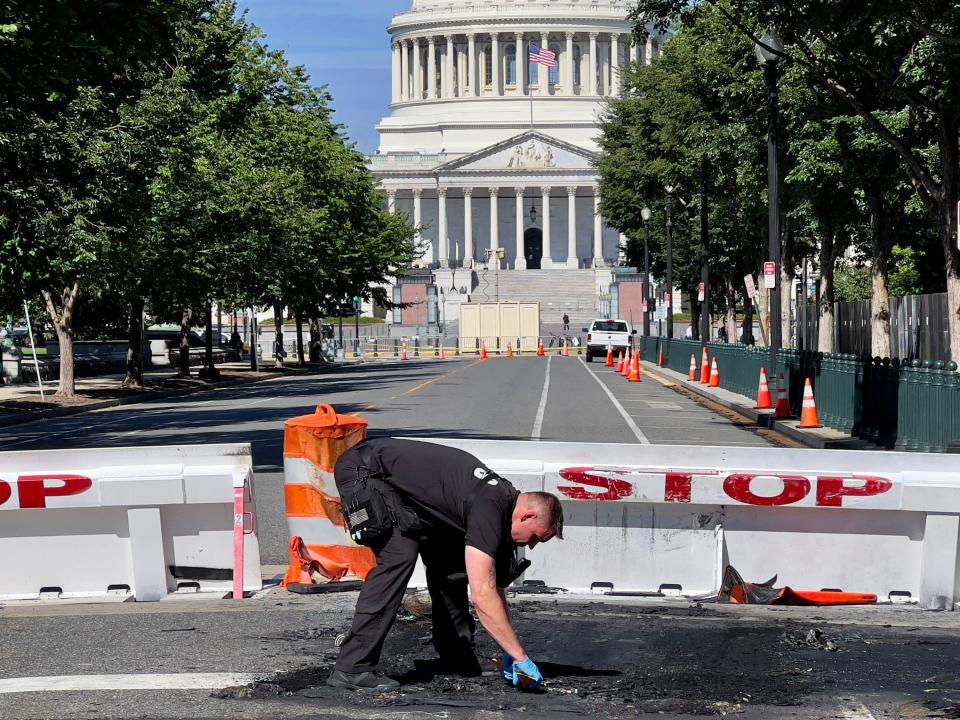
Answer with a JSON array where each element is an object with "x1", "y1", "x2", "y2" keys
[
  {"x1": 723, "y1": 474, "x2": 810, "y2": 506},
  {"x1": 558, "y1": 467, "x2": 632, "y2": 501},
  {"x1": 0, "y1": 479, "x2": 11, "y2": 507},
  {"x1": 664, "y1": 473, "x2": 693, "y2": 503},
  {"x1": 815, "y1": 476, "x2": 892, "y2": 507},
  {"x1": 17, "y1": 474, "x2": 93, "y2": 509}
]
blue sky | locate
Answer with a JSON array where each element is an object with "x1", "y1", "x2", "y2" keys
[{"x1": 240, "y1": 1, "x2": 411, "y2": 154}]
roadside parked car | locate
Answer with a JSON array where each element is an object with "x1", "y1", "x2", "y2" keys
[{"x1": 582, "y1": 318, "x2": 635, "y2": 362}]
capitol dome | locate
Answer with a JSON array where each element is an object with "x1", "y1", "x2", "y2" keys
[{"x1": 370, "y1": 0, "x2": 664, "y2": 319}]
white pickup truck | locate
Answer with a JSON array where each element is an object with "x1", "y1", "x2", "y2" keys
[{"x1": 582, "y1": 318, "x2": 635, "y2": 362}]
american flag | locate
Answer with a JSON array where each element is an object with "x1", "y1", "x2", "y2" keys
[{"x1": 528, "y1": 44, "x2": 557, "y2": 68}]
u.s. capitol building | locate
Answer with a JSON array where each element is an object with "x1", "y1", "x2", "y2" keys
[{"x1": 369, "y1": 0, "x2": 662, "y2": 321}]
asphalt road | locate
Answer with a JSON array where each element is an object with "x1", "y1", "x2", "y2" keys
[{"x1": 2, "y1": 357, "x2": 955, "y2": 720}]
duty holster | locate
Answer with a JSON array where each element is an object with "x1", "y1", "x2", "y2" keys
[{"x1": 340, "y1": 445, "x2": 422, "y2": 546}]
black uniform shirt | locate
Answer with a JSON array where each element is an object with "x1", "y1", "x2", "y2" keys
[{"x1": 360, "y1": 438, "x2": 519, "y2": 572}]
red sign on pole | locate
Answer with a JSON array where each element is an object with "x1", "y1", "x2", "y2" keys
[{"x1": 763, "y1": 261, "x2": 777, "y2": 289}]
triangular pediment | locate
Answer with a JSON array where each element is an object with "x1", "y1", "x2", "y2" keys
[{"x1": 437, "y1": 131, "x2": 597, "y2": 173}]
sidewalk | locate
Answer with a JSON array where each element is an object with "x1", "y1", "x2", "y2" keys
[
  {"x1": 0, "y1": 360, "x2": 332, "y2": 429},
  {"x1": 640, "y1": 360, "x2": 877, "y2": 450}
]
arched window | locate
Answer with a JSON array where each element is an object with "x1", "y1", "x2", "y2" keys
[
  {"x1": 573, "y1": 44, "x2": 582, "y2": 86},
  {"x1": 548, "y1": 43, "x2": 561, "y2": 85},
  {"x1": 506, "y1": 44, "x2": 517, "y2": 85},
  {"x1": 483, "y1": 45, "x2": 492, "y2": 85}
]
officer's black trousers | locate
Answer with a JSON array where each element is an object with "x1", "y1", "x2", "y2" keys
[{"x1": 334, "y1": 527, "x2": 477, "y2": 674}]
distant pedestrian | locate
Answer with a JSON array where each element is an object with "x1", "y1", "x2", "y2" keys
[
  {"x1": 562, "y1": 313, "x2": 570, "y2": 331},
  {"x1": 684, "y1": 325, "x2": 693, "y2": 339},
  {"x1": 718, "y1": 326, "x2": 728, "y2": 343},
  {"x1": 230, "y1": 330, "x2": 243, "y2": 359}
]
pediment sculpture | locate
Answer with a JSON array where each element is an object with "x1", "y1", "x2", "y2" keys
[{"x1": 506, "y1": 140, "x2": 556, "y2": 169}]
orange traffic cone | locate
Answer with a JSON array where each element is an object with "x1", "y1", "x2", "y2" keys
[
  {"x1": 658, "y1": 343, "x2": 664, "y2": 367},
  {"x1": 562, "y1": 340, "x2": 570, "y2": 358},
  {"x1": 537, "y1": 339, "x2": 545, "y2": 357},
  {"x1": 480, "y1": 342, "x2": 488, "y2": 361},
  {"x1": 438, "y1": 344, "x2": 446, "y2": 360},
  {"x1": 628, "y1": 351, "x2": 641, "y2": 382},
  {"x1": 774, "y1": 373, "x2": 791, "y2": 418},
  {"x1": 756, "y1": 367, "x2": 772, "y2": 409},
  {"x1": 709, "y1": 357, "x2": 720, "y2": 387},
  {"x1": 699, "y1": 347, "x2": 710, "y2": 384},
  {"x1": 506, "y1": 343, "x2": 513, "y2": 358},
  {"x1": 689, "y1": 354, "x2": 697, "y2": 380},
  {"x1": 621, "y1": 350, "x2": 631, "y2": 377},
  {"x1": 615, "y1": 351, "x2": 624, "y2": 373},
  {"x1": 799, "y1": 378, "x2": 821, "y2": 428},
  {"x1": 605, "y1": 345, "x2": 614, "y2": 367},
  {"x1": 401, "y1": 341, "x2": 408, "y2": 361}
]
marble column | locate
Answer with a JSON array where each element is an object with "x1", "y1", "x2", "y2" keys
[
  {"x1": 541, "y1": 186, "x2": 552, "y2": 268},
  {"x1": 646, "y1": 36, "x2": 653, "y2": 65},
  {"x1": 565, "y1": 32, "x2": 575, "y2": 95},
  {"x1": 632, "y1": 37, "x2": 641, "y2": 64},
  {"x1": 438, "y1": 187, "x2": 448, "y2": 267},
  {"x1": 566, "y1": 186, "x2": 578, "y2": 268},
  {"x1": 400, "y1": 40, "x2": 410, "y2": 100},
  {"x1": 610, "y1": 34, "x2": 620, "y2": 97},
  {"x1": 386, "y1": 190, "x2": 397, "y2": 213},
  {"x1": 457, "y1": 44, "x2": 466, "y2": 96},
  {"x1": 516, "y1": 32, "x2": 526, "y2": 96},
  {"x1": 588, "y1": 32, "x2": 598, "y2": 95},
  {"x1": 491, "y1": 32, "x2": 501, "y2": 97},
  {"x1": 515, "y1": 187, "x2": 526, "y2": 270},
  {"x1": 593, "y1": 190, "x2": 603, "y2": 266},
  {"x1": 391, "y1": 42, "x2": 401, "y2": 103},
  {"x1": 489, "y1": 187, "x2": 499, "y2": 268},
  {"x1": 463, "y1": 187, "x2": 474, "y2": 266},
  {"x1": 413, "y1": 188, "x2": 424, "y2": 265},
  {"x1": 427, "y1": 37, "x2": 437, "y2": 99},
  {"x1": 468, "y1": 34, "x2": 478, "y2": 97},
  {"x1": 618, "y1": 232, "x2": 628, "y2": 266},
  {"x1": 540, "y1": 32, "x2": 550, "y2": 95},
  {"x1": 413, "y1": 38, "x2": 422, "y2": 100},
  {"x1": 445, "y1": 36, "x2": 455, "y2": 98}
]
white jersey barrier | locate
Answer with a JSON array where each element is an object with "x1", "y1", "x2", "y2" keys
[
  {"x1": 422, "y1": 439, "x2": 960, "y2": 608},
  {"x1": 0, "y1": 444, "x2": 261, "y2": 602}
]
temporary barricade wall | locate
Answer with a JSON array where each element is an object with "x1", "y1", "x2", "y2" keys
[
  {"x1": 421, "y1": 438, "x2": 960, "y2": 607},
  {"x1": 459, "y1": 302, "x2": 540, "y2": 353},
  {"x1": 0, "y1": 443, "x2": 261, "y2": 601}
]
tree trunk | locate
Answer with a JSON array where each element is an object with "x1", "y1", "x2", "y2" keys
[
  {"x1": 178, "y1": 308, "x2": 193, "y2": 377},
  {"x1": 309, "y1": 315, "x2": 322, "y2": 362},
  {"x1": 742, "y1": 300, "x2": 755, "y2": 345},
  {"x1": 725, "y1": 275, "x2": 737, "y2": 343},
  {"x1": 817, "y1": 232, "x2": 836, "y2": 353},
  {"x1": 867, "y1": 182, "x2": 893, "y2": 358},
  {"x1": 200, "y1": 303, "x2": 219, "y2": 381},
  {"x1": 273, "y1": 302, "x2": 284, "y2": 369},
  {"x1": 780, "y1": 222, "x2": 794, "y2": 349},
  {"x1": 690, "y1": 303, "x2": 701, "y2": 341},
  {"x1": 42, "y1": 281, "x2": 80, "y2": 398},
  {"x1": 939, "y1": 131, "x2": 960, "y2": 364},
  {"x1": 122, "y1": 297, "x2": 144, "y2": 388},
  {"x1": 250, "y1": 310, "x2": 260, "y2": 372},
  {"x1": 295, "y1": 309, "x2": 306, "y2": 365}
]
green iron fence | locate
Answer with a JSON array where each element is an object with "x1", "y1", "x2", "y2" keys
[{"x1": 636, "y1": 335, "x2": 960, "y2": 452}]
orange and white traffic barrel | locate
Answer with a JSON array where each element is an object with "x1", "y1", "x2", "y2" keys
[{"x1": 282, "y1": 404, "x2": 375, "y2": 586}]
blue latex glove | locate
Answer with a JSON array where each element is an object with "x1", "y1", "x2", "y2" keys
[
  {"x1": 500, "y1": 652, "x2": 514, "y2": 683},
  {"x1": 511, "y1": 657, "x2": 543, "y2": 689}
]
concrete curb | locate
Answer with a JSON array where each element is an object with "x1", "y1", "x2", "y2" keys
[
  {"x1": 639, "y1": 360, "x2": 875, "y2": 451},
  {"x1": 0, "y1": 364, "x2": 335, "y2": 430}
]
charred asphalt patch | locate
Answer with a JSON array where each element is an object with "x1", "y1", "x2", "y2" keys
[{"x1": 214, "y1": 601, "x2": 960, "y2": 718}]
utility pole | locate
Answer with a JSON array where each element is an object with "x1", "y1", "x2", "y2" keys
[
  {"x1": 665, "y1": 189, "x2": 674, "y2": 339},
  {"x1": 641, "y1": 207, "x2": 652, "y2": 337},
  {"x1": 700, "y1": 156, "x2": 711, "y2": 344}
]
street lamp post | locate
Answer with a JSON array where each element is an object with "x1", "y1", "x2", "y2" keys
[
  {"x1": 352, "y1": 295, "x2": 361, "y2": 357},
  {"x1": 641, "y1": 206, "x2": 652, "y2": 337},
  {"x1": 699, "y1": 156, "x2": 711, "y2": 343},
  {"x1": 757, "y1": 29, "x2": 784, "y2": 386},
  {"x1": 664, "y1": 186, "x2": 675, "y2": 339}
]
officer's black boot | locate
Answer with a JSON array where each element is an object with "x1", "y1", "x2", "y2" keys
[{"x1": 327, "y1": 669, "x2": 400, "y2": 691}]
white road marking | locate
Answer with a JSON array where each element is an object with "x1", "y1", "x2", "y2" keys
[
  {"x1": 531, "y1": 355, "x2": 552, "y2": 439},
  {"x1": 580, "y1": 360, "x2": 649, "y2": 444},
  {"x1": 840, "y1": 700, "x2": 878, "y2": 719},
  {"x1": 0, "y1": 673, "x2": 259, "y2": 694}
]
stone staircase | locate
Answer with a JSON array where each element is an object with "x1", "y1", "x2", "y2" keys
[{"x1": 472, "y1": 268, "x2": 600, "y2": 324}]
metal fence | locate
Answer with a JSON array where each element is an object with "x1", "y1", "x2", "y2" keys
[
  {"x1": 639, "y1": 336, "x2": 960, "y2": 453},
  {"x1": 796, "y1": 292, "x2": 950, "y2": 362}
]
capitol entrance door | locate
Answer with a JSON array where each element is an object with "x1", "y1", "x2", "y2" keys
[{"x1": 524, "y1": 228, "x2": 543, "y2": 269}]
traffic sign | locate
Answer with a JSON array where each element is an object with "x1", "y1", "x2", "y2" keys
[
  {"x1": 744, "y1": 274, "x2": 757, "y2": 299},
  {"x1": 763, "y1": 262, "x2": 776, "y2": 289}
]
